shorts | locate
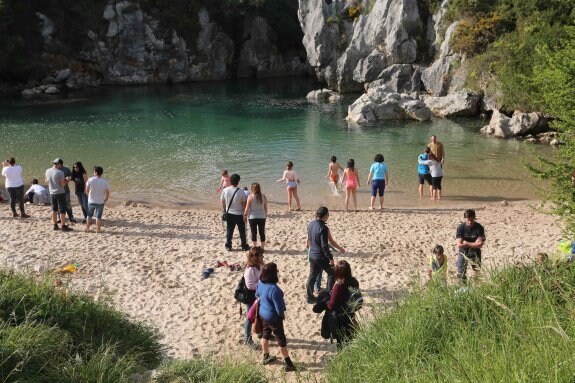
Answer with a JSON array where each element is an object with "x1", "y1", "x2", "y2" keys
[
  {"x1": 370, "y1": 179, "x2": 386, "y2": 197},
  {"x1": 87, "y1": 202, "x2": 105, "y2": 219},
  {"x1": 418, "y1": 173, "x2": 432, "y2": 185},
  {"x1": 51, "y1": 193, "x2": 67, "y2": 213},
  {"x1": 261, "y1": 318, "x2": 287, "y2": 347},
  {"x1": 287, "y1": 181, "x2": 297, "y2": 188},
  {"x1": 330, "y1": 174, "x2": 339, "y2": 182},
  {"x1": 431, "y1": 176, "x2": 443, "y2": 190}
]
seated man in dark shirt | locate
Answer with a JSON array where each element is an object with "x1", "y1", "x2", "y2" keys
[{"x1": 456, "y1": 209, "x2": 486, "y2": 282}]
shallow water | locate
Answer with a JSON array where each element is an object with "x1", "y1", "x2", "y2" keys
[{"x1": 0, "y1": 78, "x2": 551, "y2": 210}]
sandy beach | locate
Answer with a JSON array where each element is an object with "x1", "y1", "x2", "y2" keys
[{"x1": 0, "y1": 199, "x2": 563, "y2": 379}]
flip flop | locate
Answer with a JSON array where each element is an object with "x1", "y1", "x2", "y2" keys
[{"x1": 201, "y1": 267, "x2": 215, "y2": 280}]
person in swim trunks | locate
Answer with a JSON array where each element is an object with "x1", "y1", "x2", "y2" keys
[
  {"x1": 366, "y1": 153, "x2": 389, "y2": 210},
  {"x1": 276, "y1": 161, "x2": 301, "y2": 211},
  {"x1": 340, "y1": 159, "x2": 360, "y2": 211},
  {"x1": 326, "y1": 156, "x2": 342, "y2": 194}
]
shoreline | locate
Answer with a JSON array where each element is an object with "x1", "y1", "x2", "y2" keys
[{"x1": 0, "y1": 200, "x2": 562, "y2": 377}]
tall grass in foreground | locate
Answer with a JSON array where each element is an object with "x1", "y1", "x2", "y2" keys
[
  {"x1": 326, "y1": 263, "x2": 575, "y2": 382},
  {"x1": 154, "y1": 358, "x2": 267, "y2": 383},
  {"x1": 0, "y1": 270, "x2": 163, "y2": 381}
]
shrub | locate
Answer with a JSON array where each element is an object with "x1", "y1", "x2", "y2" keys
[{"x1": 451, "y1": 13, "x2": 502, "y2": 56}]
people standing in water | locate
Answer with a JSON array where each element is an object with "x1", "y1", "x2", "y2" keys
[
  {"x1": 85, "y1": 166, "x2": 110, "y2": 233},
  {"x1": 455, "y1": 209, "x2": 486, "y2": 283},
  {"x1": 428, "y1": 245, "x2": 447, "y2": 283},
  {"x1": 217, "y1": 169, "x2": 231, "y2": 193},
  {"x1": 306, "y1": 206, "x2": 345, "y2": 303},
  {"x1": 366, "y1": 154, "x2": 389, "y2": 210},
  {"x1": 428, "y1": 135, "x2": 445, "y2": 165},
  {"x1": 256, "y1": 262, "x2": 297, "y2": 372},
  {"x1": 276, "y1": 161, "x2": 301, "y2": 211},
  {"x1": 340, "y1": 159, "x2": 360, "y2": 211},
  {"x1": 326, "y1": 156, "x2": 342, "y2": 194},
  {"x1": 72, "y1": 161, "x2": 89, "y2": 223},
  {"x1": 243, "y1": 246, "x2": 264, "y2": 349},
  {"x1": 244, "y1": 182, "x2": 268, "y2": 249},
  {"x1": 417, "y1": 147, "x2": 433, "y2": 199},
  {"x1": 418, "y1": 152, "x2": 443, "y2": 200},
  {"x1": 2, "y1": 157, "x2": 29, "y2": 218},
  {"x1": 221, "y1": 173, "x2": 250, "y2": 251},
  {"x1": 327, "y1": 260, "x2": 360, "y2": 346}
]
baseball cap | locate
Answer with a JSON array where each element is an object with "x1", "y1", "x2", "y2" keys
[{"x1": 52, "y1": 158, "x2": 62, "y2": 164}]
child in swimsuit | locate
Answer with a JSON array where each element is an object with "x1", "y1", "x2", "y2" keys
[
  {"x1": 276, "y1": 161, "x2": 301, "y2": 211},
  {"x1": 217, "y1": 169, "x2": 231, "y2": 193},
  {"x1": 326, "y1": 156, "x2": 342, "y2": 193},
  {"x1": 340, "y1": 159, "x2": 360, "y2": 211}
]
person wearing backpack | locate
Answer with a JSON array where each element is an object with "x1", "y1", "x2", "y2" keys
[
  {"x1": 243, "y1": 246, "x2": 264, "y2": 349},
  {"x1": 327, "y1": 260, "x2": 360, "y2": 347}
]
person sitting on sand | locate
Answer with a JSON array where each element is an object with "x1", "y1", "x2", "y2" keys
[
  {"x1": 340, "y1": 159, "x2": 360, "y2": 211},
  {"x1": 327, "y1": 260, "x2": 360, "y2": 347},
  {"x1": 256, "y1": 262, "x2": 297, "y2": 372},
  {"x1": 428, "y1": 245, "x2": 447, "y2": 283},
  {"x1": 326, "y1": 156, "x2": 342, "y2": 194},
  {"x1": 85, "y1": 166, "x2": 110, "y2": 233},
  {"x1": 217, "y1": 169, "x2": 231, "y2": 193},
  {"x1": 243, "y1": 246, "x2": 264, "y2": 349},
  {"x1": 276, "y1": 161, "x2": 301, "y2": 211},
  {"x1": 24, "y1": 178, "x2": 49, "y2": 205}
]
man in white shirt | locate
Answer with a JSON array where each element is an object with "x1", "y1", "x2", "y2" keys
[
  {"x1": 221, "y1": 173, "x2": 249, "y2": 251},
  {"x1": 2, "y1": 157, "x2": 30, "y2": 218},
  {"x1": 85, "y1": 166, "x2": 110, "y2": 233}
]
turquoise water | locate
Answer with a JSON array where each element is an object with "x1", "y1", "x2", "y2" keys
[{"x1": 0, "y1": 79, "x2": 550, "y2": 209}]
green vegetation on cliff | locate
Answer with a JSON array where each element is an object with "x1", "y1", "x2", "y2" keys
[{"x1": 326, "y1": 263, "x2": 575, "y2": 382}]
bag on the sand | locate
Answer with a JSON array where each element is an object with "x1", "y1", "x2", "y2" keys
[{"x1": 234, "y1": 276, "x2": 250, "y2": 304}]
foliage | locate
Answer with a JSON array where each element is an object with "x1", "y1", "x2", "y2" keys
[
  {"x1": 326, "y1": 263, "x2": 575, "y2": 382},
  {"x1": 527, "y1": 26, "x2": 575, "y2": 236},
  {"x1": 0, "y1": 270, "x2": 163, "y2": 380},
  {"x1": 451, "y1": 13, "x2": 502, "y2": 56},
  {"x1": 154, "y1": 358, "x2": 267, "y2": 383}
]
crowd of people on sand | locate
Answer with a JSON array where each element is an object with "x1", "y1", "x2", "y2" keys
[
  {"x1": 216, "y1": 135, "x2": 490, "y2": 372},
  {"x1": 1, "y1": 157, "x2": 110, "y2": 233}
]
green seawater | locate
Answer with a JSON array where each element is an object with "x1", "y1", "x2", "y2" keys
[{"x1": 0, "y1": 79, "x2": 551, "y2": 210}]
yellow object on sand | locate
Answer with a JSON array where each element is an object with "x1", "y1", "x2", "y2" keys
[{"x1": 60, "y1": 263, "x2": 79, "y2": 273}]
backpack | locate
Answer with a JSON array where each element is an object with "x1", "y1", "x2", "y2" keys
[
  {"x1": 234, "y1": 276, "x2": 250, "y2": 304},
  {"x1": 347, "y1": 286, "x2": 363, "y2": 313}
]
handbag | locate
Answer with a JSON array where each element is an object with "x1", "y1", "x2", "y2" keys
[
  {"x1": 251, "y1": 299, "x2": 263, "y2": 335},
  {"x1": 222, "y1": 188, "x2": 240, "y2": 221},
  {"x1": 247, "y1": 298, "x2": 259, "y2": 323}
]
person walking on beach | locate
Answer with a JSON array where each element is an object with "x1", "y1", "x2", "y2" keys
[
  {"x1": 46, "y1": 158, "x2": 72, "y2": 231},
  {"x1": 244, "y1": 182, "x2": 268, "y2": 249},
  {"x1": 85, "y1": 166, "x2": 110, "y2": 233},
  {"x1": 217, "y1": 169, "x2": 231, "y2": 193},
  {"x1": 2, "y1": 157, "x2": 30, "y2": 218},
  {"x1": 456, "y1": 209, "x2": 485, "y2": 282},
  {"x1": 306, "y1": 207, "x2": 345, "y2": 303},
  {"x1": 326, "y1": 156, "x2": 342, "y2": 194},
  {"x1": 418, "y1": 152, "x2": 443, "y2": 200},
  {"x1": 340, "y1": 159, "x2": 360, "y2": 211},
  {"x1": 243, "y1": 246, "x2": 264, "y2": 349},
  {"x1": 428, "y1": 135, "x2": 445, "y2": 165},
  {"x1": 72, "y1": 161, "x2": 89, "y2": 223},
  {"x1": 56, "y1": 159, "x2": 77, "y2": 223},
  {"x1": 221, "y1": 173, "x2": 249, "y2": 251},
  {"x1": 366, "y1": 154, "x2": 389, "y2": 210},
  {"x1": 256, "y1": 262, "x2": 297, "y2": 372},
  {"x1": 417, "y1": 147, "x2": 433, "y2": 199},
  {"x1": 276, "y1": 161, "x2": 301, "y2": 211}
]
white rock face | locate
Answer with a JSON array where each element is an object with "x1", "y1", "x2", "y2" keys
[
  {"x1": 423, "y1": 91, "x2": 480, "y2": 117},
  {"x1": 346, "y1": 86, "x2": 431, "y2": 123},
  {"x1": 298, "y1": 0, "x2": 423, "y2": 92},
  {"x1": 306, "y1": 89, "x2": 342, "y2": 103},
  {"x1": 480, "y1": 110, "x2": 549, "y2": 138}
]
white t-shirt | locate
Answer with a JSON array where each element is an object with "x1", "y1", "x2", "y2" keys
[
  {"x1": 86, "y1": 176, "x2": 110, "y2": 204},
  {"x1": 2, "y1": 165, "x2": 24, "y2": 188},
  {"x1": 25, "y1": 184, "x2": 47, "y2": 194},
  {"x1": 221, "y1": 186, "x2": 247, "y2": 215}
]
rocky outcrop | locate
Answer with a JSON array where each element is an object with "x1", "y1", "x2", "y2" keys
[
  {"x1": 480, "y1": 110, "x2": 550, "y2": 138},
  {"x1": 298, "y1": 0, "x2": 424, "y2": 92},
  {"x1": 364, "y1": 64, "x2": 421, "y2": 94},
  {"x1": 346, "y1": 86, "x2": 431, "y2": 123},
  {"x1": 306, "y1": 89, "x2": 342, "y2": 103},
  {"x1": 423, "y1": 91, "x2": 480, "y2": 117}
]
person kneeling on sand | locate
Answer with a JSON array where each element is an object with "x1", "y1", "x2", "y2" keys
[
  {"x1": 85, "y1": 166, "x2": 110, "y2": 233},
  {"x1": 256, "y1": 262, "x2": 297, "y2": 372},
  {"x1": 24, "y1": 178, "x2": 50, "y2": 205}
]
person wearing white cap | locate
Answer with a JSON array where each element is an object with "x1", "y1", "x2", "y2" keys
[{"x1": 45, "y1": 158, "x2": 72, "y2": 231}]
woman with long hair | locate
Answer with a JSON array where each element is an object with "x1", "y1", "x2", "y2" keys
[
  {"x1": 276, "y1": 161, "x2": 301, "y2": 211},
  {"x1": 244, "y1": 182, "x2": 268, "y2": 249},
  {"x1": 257, "y1": 262, "x2": 296, "y2": 372},
  {"x1": 327, "y1": 260, "x2": 360, "y2": 346},
  {"x1": 71, "y1": 161, "x2": 89, "y2": 222},
  {"x1": 243, "y1": 246, "x2": 264, "y2": 349},
  {"x1": 340, "y1": 159, "x2": 360, "y2": 211}
]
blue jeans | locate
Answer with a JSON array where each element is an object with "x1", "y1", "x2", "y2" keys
[
  {"x1": 87, "y1": 203, "x2": 105, "y2": 220},
  {"x1": 243, "y1": 301, "x2": 253, "y2": 342},
  {"x1": 76, "y1": 192, "x2": 88, "y2": 218}
]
